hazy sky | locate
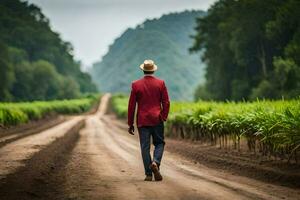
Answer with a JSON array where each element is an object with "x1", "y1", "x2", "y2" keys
[{"x1": 27, "y1": 0, "x2": 217, "y2": 69}]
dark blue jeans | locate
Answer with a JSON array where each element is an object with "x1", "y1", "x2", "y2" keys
[{"x1": 138, "y1": 122, "x2": 165, "y2": 176}]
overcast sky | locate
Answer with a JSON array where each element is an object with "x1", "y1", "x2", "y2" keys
[{"x1": 27, "y1": 0, "x2": 217, "y2": 69}]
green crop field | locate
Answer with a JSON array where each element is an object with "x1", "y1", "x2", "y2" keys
[
  {"x1": 110, "y1": 94, "x2": 129, "y2": 119},
  {"x1": 0, "y1": 94, "x2": 100, "y2": 127},
  {"x1": 110, "y1": 95, "x2": 300, "y2": 162}
]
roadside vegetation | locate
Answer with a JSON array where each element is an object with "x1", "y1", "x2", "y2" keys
[
  {"x1": 111, "y1": 95, "x2": 300, "y2": 163},
  {"x1": 110, "y1": 94, "x2": 129, "y2": 118},
  {"x1": 0, "y1": 94, "x2": 100, "y2": 127}
]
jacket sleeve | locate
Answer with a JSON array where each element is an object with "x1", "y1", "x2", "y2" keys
[
  {"x1": 127, "y1": 83, "x2": 137, "y2": 126},
  {"x1": 161, "y1": 81, "x2": 170, "y2": 121}
]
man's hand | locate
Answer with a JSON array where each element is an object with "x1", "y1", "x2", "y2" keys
[{"x1": 128, "y1": 125, "x2": 135, "y2": 135}]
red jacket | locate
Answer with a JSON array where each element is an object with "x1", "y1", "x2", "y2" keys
[{"x1": 128, "y1": 75, "x2": 170, "y2": 127}]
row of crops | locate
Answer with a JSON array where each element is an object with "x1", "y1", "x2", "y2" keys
[
  {"x1": 110, "y1": 94, "x2": 128, "y2": 118},
  {"x1": 110, "y1": 95, "x2": 300, "y2": 163},
  {"x1": 0, "y1": 94, "x2": 100, "y2": 127}
]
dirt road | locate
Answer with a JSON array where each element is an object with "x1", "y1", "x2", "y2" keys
[{"x1": 0, "y1": 94, "x2": 299, "y2": 200}]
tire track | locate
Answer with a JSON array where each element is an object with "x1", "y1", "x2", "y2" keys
[
  {"x1": 0, "y1": 119, "x2": 84, "y2": 200},
  {"x1": 0, "y1": 116, "x2": 66, "y2": 148}
]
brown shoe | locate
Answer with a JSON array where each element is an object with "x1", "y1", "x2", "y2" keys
[
  {"x1": 144, "y1": 175, "x2": 153, "y2": 181},
  {"x1": 150, "y1": 162, "x2": 163, "y2": 181}
]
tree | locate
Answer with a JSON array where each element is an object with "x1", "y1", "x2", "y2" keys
[
  {"x1": 191, "y1": 0, "x2": 300, "y2": 101},
  {"x1": 58, "y1": 77, "x2": 80, "y2": 99},
  {"x1": 0, "y1": 42, "x2": 14, "y2": 101},
  {"x1": 194, "y1": 83, "x2": 212, "y2": 101},
  {"x1": 0, "y1": 0, "x2": 97, "y2": 101},
  {"x1": 11, "y1": 61, "x2": 34, "y2": 101},
  {"x1": 30, "y1": 60, "x2": 80, "y2": 100}
]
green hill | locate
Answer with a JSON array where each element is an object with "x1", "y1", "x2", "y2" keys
[{"x1": 90, "y1": 10, "x2": 206, "y2": 100}]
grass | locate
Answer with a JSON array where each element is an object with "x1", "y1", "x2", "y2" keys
[
  {"x1": 0, "y1": 94, "x2": 100, "y2": 127},
  {"x1": 110, "y1": 94, "x2": 129, "y2": 118}
]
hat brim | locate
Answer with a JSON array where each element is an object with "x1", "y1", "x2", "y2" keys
[{"x1": 139, "y1": 64, "x2": 158, "y2": 71}]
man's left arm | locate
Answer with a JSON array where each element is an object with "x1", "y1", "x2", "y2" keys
[{"x1": 160, "y1": 81, "x2": 170, "y2": 121}]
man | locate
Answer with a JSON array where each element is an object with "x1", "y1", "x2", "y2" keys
[{"x1": 127, "y1": 59, "x2": 170, "y2": 181}]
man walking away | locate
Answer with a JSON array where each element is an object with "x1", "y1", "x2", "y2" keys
[{"x1": 127, "y1": 59, "x2": 170, "y2": 181}]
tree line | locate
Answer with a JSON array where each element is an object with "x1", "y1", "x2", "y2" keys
[
  {"x1": 0, "y1": 0, "x2": 97, "y2": 102},
  {"x1": 191, "y1": 0, "x2": 300, "y2": 101}
]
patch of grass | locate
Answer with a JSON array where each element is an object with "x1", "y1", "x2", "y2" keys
[{"x1": 0, "y1": 94, "x2": 100, "y2": 126}]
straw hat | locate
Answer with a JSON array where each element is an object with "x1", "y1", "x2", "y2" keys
[{"x1": 139, "y1": 59, "x2": 158, "y2": 72}]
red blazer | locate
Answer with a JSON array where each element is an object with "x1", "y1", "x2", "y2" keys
[{"x1": 128, "y1": 75, "x2": 170, "y2": 127}]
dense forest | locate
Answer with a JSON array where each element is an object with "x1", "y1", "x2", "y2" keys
[
  {"x1": 91, "y1": 11, "x2": 206, "y2": 100},
  {"x1": 0, "y1": 0, "x2": 97, "y2": 102},
  {"x1": 191, "y1": 0, "x2": 300, "y2": 101}
]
